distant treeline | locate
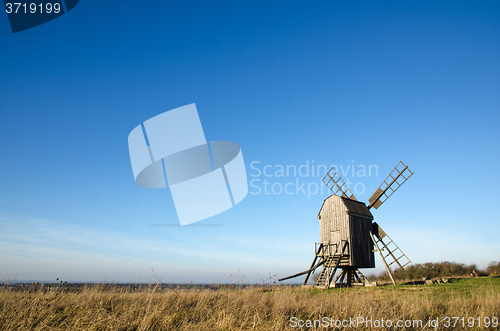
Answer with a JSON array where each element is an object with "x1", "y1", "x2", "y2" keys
[{"x1": 368, "y1": 261, "x2": 500, "y2": 282}]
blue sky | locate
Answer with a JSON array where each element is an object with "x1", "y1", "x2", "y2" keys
[{"x1": 1, "y1": 1, "x2": 499, "y2": 283}]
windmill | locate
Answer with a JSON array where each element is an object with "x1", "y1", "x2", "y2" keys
[{"x1": 279, "y1": 161, "x2": 413, "y2": 288}]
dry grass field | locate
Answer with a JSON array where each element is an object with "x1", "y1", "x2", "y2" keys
[{"x1": 1, "y1": 277, "x2": 499, "y2": 330}]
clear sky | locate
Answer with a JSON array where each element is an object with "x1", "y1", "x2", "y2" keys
[{"x1": 1, "y1": 1, "x2": 499, "y2": 284}]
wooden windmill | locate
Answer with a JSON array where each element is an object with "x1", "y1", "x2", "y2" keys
[{"x1": 279, "y1": 161, "x2": 413, "y2": 288}]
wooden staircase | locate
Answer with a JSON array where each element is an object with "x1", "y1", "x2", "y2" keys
[{"x1": 315, "y1": 241, "x2": 349, "y2": 288}]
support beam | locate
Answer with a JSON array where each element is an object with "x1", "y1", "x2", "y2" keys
[
  {"x1": 370, "y1": 232, "x2": 396, "y2": 285},
  {"x1": 303, "y1": 244, "x2": 322, "y2": 285},
  {"x1": 278, "y1": 258, "x2": 326, "y2": 282}
]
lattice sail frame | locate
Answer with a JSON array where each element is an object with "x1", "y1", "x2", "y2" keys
[
  {"x1": 370, "y1": 222, "x2": 412, "y2": 285},
  {"x1": 322, "y1": 167, "x2": 357, "y2": 200},
  {"x1": 368, "y1": 161, "x2": 413, "y2": 209}
]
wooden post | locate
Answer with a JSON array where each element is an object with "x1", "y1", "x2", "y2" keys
[
  {"x1": 370, "y1": 232, "x2": 396, "y2": 285},
  {"x1": 303, "y1": 244, "x2": 322, "y2": 285}
]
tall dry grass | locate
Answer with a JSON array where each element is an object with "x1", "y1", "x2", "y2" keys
[{"x1": 1, "y1": 278, "x2": 499, "y2": 330}]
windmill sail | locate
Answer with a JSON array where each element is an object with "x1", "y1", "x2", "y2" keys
[
  {"x1": 368, "y1": 161, "x2": 413, "y2": 209},
  {"x1": 322, "y1": 167, "x2": 357, "y2": 200},
  {"x1": 370, "y1": 222, "x2": 412, "y2": 285}
]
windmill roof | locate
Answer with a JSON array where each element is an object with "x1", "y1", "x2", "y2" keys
[
  {"x1": 317, "y1": 195, "x2": 373, "y2": 219},
  {"x1": 340, "y1": 197, "x2": 373, "y2": 219}
]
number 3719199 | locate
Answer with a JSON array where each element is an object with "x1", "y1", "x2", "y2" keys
[{"x1": 5, "y1": 3, "x2": 61, "y2": 14}]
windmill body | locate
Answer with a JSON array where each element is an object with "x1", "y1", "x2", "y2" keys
[
  {"x1": 279, "y1": 161, "x2": 414, "y2": 288},
  {"x1": 318, "y1": 196, "x2": 375, "y2": 269}
]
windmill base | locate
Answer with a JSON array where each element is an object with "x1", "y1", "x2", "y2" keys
[
  {"x1": 299, "y1": 241, "x2": 367, "y2": 288},
  {"x1": 278, "y1": 242, "x2": 369, "y2": 288},
  {"x1": 328, "y1": 267, "x2": 367, "y2": 288}
]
